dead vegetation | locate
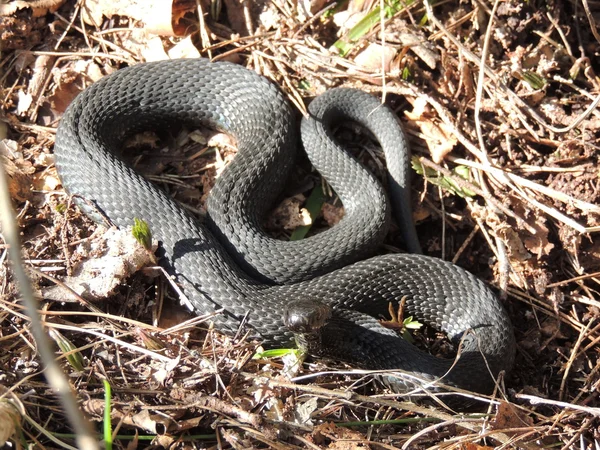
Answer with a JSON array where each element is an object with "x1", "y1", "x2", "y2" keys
[{"x1": 1, "y1": 0, "x2": 600, "y2": 448}]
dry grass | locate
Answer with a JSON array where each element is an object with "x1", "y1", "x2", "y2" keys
[{"x1": 1, "y1": 0, "x2": 600, "y2": 448}]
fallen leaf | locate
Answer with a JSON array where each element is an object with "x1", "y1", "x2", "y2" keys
[
  {"x1": 16, "y1": 90, "x2": 32, "y2": 116},
  {"x1": 496, "y1": 225, "x2": 531, "y2": 263},
  {"x1": 131, "y1": 409, "x2": 175, "y2": 434},
  {"x1": 42, "y1": 227, "x2": 157, "y2": 303},
  {"x1": 258, "y1": 5, "x2": 280, "y2": 31},
  {"x1": 167, "y1": 35, "x2": 200, "y2": 59},
  {"x1": 303, "y1": 0, "x2": 329, "y2": 14},
  {"x1": 354, "y1": 43, "x2": 397, "y2": 72},
  {"x1": 383, "y1": 21, "x2": 439, "y2": 69},
  {"x1": 313, "y1": 422, "x2": 370, "y2": 448},
  {"x1": 405, "y1": 96, "x2": 457, "y2": 162},
  {"x1": 492, "y1": 401, "x2": 534, "y2": 430},
  {"x1": 509, "y1": 197, "x2": 555, "y2": 259},
  {"x1": 266, "y1": 195, "x2": 311, "y2": 231},
  {"x1": 522, "y1": 217, "x2": 554, "y2": 258},
  {"x1": 82, "y1": 0, "x2": 195, "y2": 36},
  {"x1": 459, "y1": 444, "x2": 495, "y2": 450},
  {"x1": 32, "y1": 166, "x2": 60, "y2": 192},
  {"x1": 294, "y1": 396, "x2": 318, "y2": 425},
  {"x1": 0, "y1": 400, "x2": 21, "y2": 446},
  {"x1": 1, "y1": 139, "x2": 34, "y2": 201},
  {"x1": 46, "y1": 61, "x2": 92, "y2": 118},
  {"x1": 321, "y1": 203, "x2": 344, "y2": 227},
  {"x1": 0, "y1": 0, "x2": 65, "y2": 17},
  {"x1": 141, "y1": 35, "x2": 170, "y2": 62}
]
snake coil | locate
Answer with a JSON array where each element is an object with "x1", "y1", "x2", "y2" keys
[{"x1": 54, "y1": 59, "x2": 515, "y2": 396}]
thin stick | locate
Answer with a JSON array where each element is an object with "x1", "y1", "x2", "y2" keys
[
  {"x1": 449, "y1": 157, "x2": 600, "y2": 215},
  {"x1": 0, "y1": 159, "x2": 98, "y2": 449},
  {"x1": 418, "y1": 157, "x2": 536, "y2": 234},
  {"x1": 474, "y1": 0, "x2": 501, "y2": 158},
  {"x1": 515, "y1": 394, "x2": 600, "y2": 417},
  {"x1": 423, "y1": 0, "x2": 600, "y2": 135},
  {"x1": 559, "y1": 319, "x2": 594, "y2": 401}
]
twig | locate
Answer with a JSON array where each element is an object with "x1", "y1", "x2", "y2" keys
[
  {"x1": 54, "y1": 11, "x2": 138, "y2": 58},
  {"x1": 452, "y1": 224, "x2": 479, "y2": 264},
  {"x1": 0, "y1": 157, "x2": 98, "y2": 449},
  {"x1": 546, "y1": 12, "x2": 573, "y2": 56},
  {"x1": 31, "y1": 50, "x2": 133, "y2": 63},
  {"x1": 516, "y1": 394, "x2": 600, "y2": 417},
  {"x1": 559, "y1": 319, "x2": 594, "y2": 402},
  {"x1": 379, "y1": 0, "x2": 388, "y2": 102},
  {"x1": 473, "y1": 0, "x2": 501, "y2": 157},
  {"x1": 418, "y1": 157, "x2": 536, "y2": 234},
  {"x1": 581, "y1": 0, "x2": 600, "y2": 45},
  {"x1": 449, "y1": 157, "x2": 600, "y2": 215},
  {"x1": 423, "y1": 0, "x2": 600, "y2": 135},
  {"x1": 242, "y1": 372, "x2": 539, "y2": 449},
  {"x1": 292, "y1": 3, "x2": 336, "y2": 39},
  {"x1": 48, "y1": 323, "x2": 175, "y2": 363},
  {"x1": 196, "y1": 0, "x2": 212, "y2": 58},
  {"x1": 546, "y1": 271, "x2": 600, "y2": 288}
]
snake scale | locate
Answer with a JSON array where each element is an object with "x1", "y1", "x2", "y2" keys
[{"x1": 54, "y1": 58, "x2": 515, "y2": 395}]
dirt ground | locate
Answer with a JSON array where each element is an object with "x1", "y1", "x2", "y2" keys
[{"x1": 1, "y1": 0, "x2": 600, "y2": 448}]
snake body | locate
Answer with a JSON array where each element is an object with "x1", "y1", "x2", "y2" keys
[{"x1": 54, "y1": 59, "x2": 515, "y2": 395}]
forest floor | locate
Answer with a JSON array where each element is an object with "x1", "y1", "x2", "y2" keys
[{"x1": 1, "y1": 0, "x2": 600, "y2": 448}]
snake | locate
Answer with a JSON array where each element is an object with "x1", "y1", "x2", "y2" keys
[{"x1": 54, "y1": 58, "x2": 515, "y2": 396}]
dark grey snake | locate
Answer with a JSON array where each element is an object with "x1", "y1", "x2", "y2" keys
[{"x1": 54, "y1": 59, "x2": 515, "y2": 395}]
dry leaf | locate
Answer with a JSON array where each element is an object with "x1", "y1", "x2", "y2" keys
[
  {"x1": 157, "y1": 306, "x2": 192, "y2": 329},
  {"x1": 42, "y1": 227, "x2": 157, "y2": 302},
  {"x1": 295, "y1": 396, "x2": 318, "y2": 425},
  {"x1": 16, "y1": 90, "x2": 32, "y2": 115},
  {"x1": 32, "y1": 166, "x2": 61, "y2": 192},
  {"x1": 405, "y1": 97, "x2": 457, "y2": 162},
  {"x1": 332, "y1": 4, "x2": 365, "y2": 30},
  {"x1": 313, "y1": 422, "x2": 370, "y2": 448},
  {"x1": 247, "y1": 375, "x2": 274, "y2": 405},
  {"x1": 266, "y1": 195, "x2": 311, "y2": 231},
  {"x1": 221, "y1": 0, "x2": 284, "y2": 35},
  {"x1": 492, "y1": 401, "x2": 534, "y2": 430},
  {"x1": 496, "y1": 225, "x2": 531, "y2": 263},
  {"x1": 0, "y1": 139, "x2": 34, "y2": 202},
  {"x1": 322, "y1": 203, "x2": 344, "y2": 227},
  {"x1": 125, "y1": 433, "x2": 139, "y2": 450},
  {"x1": 302, "y1": 0, "x2": 329, "y2": 14},
  {"x1": 511, "y1": 198, "x2": 555, "y2": 258},
  {"x1": 141, "y1": 35, "x2": 170, "y2": 62},
  {"x1": 459, "y1": 444, "x2": 495, "y2": 450},
  {"x1": 0, "y1": 0, "x2": 65, "y2": 17},
  {"x1": 46, "y1": 61, "x2": 93, "y2": 118},
  {"x1": 354, "y1": 43, "x2": 397, "y2": 72},
  {"x1": 0, "y1": 401, "x2": 21, "y2": 445},
  {"x1": 383, "y1": 21, "x2": 439, "y2": 69},
  {"x1": 258, "y1": 6, "x2": 280, "y2": 30},
  {"x1": 167, "y1": 35, "x2": 201, "y2": 60},
  {"x1": 82, "y1": 0, "x2": 195, "y2": 36},
  {"x1": 412, "y1": 203, "x2": 431, "y2": 223},
  {"x1": 131, "y1": 409, "x2": 175, "y2": 434},
  {"x1": 401, "y1": 35, "x2": 439, "y2": 69},
  {"x1": 522, "y1": 217, "x2": 554, "y2": 258}
]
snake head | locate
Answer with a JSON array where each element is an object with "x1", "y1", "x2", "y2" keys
[{"x1": 283, "y1": 298, "x2": 332, "y2": 334}]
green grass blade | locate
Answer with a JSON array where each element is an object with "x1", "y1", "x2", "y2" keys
[
  {"x1": 333, "y1": 0, "x2": 414, "y2": 56},
  {"x1": 103, "y1": 379, "x2": 113, "y2": 450}
]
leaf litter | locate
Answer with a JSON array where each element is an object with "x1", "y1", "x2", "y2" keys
[{"x1": 1, "y1": 0, "x2": 600, "y2": 447}]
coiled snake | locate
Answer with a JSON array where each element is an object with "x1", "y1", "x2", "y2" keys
[{"x1": 54, "y1": 59, "x2": 515, "y2": 395}]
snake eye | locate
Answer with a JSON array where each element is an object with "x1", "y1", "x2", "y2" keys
[{"x1": 283, "y1": 298, "x2": 332, "y2": 333}]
